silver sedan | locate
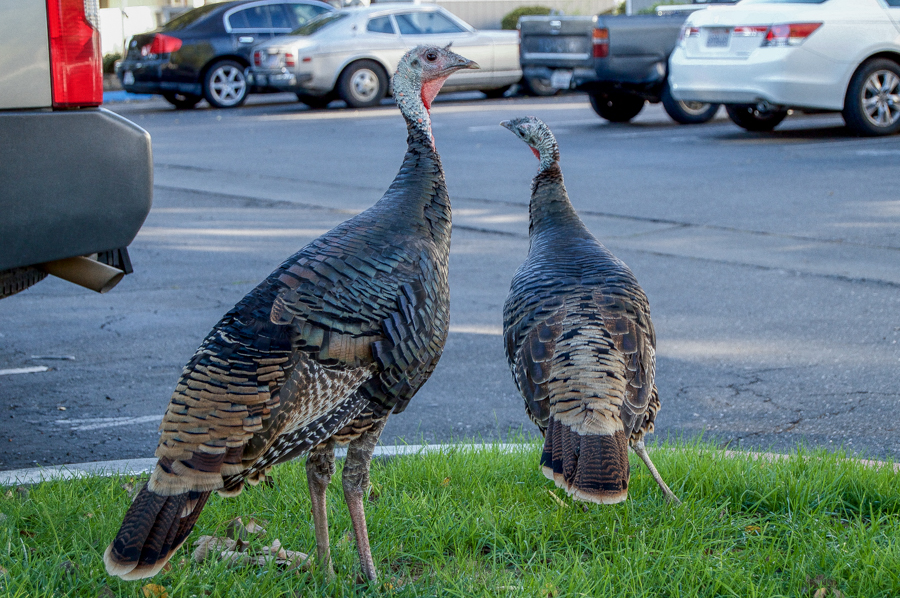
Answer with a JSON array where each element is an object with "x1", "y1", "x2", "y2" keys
[{"x1": 247, "y1": 4, "x2": 522, "y2": 108}]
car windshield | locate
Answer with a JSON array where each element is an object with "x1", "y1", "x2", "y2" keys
[
  {"x1": 163, "y1": 3, "x2": 221, "y2": 31},
  {"x1": 292, "y1": 11, "x2": 348, "y2": 35}
]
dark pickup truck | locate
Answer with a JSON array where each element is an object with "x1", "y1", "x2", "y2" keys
[{"x1": 519, "y1": 2, "x2": 734, "y2": 124}]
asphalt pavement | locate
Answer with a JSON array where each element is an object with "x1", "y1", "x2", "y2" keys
[{"x1": 1, "y1": 92, "x2": 898, "y2": 470}]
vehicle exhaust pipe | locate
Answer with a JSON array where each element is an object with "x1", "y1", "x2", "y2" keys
[{"x1": 38, "y1": 256, "x2": 125, "y2": 294}]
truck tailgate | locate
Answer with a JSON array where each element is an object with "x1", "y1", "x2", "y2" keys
[{"x1": 519, "y1": 16, "x2": 594, "y2": 68}]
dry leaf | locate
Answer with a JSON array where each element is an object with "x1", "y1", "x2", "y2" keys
[
  {"x1": 15, "y1": 486, "x2": 29, "y2": 499},
  {"x1": 546, "y1": 489, "x2": 568, "y2": 508},
  {"x1": 0, "y1": 565, "x2": 7, "y2": 576},
  {"x1": 440, "y1": 477, "x2": 450, "y2": 487},
  {"x1": 96, "y1": 585, "x2": 116, "y2": 598},
  {"x1": 832, "y1": 591, "x2": 844, "y2": 598},
  {"x1": 193, "y1": 535, "x2": 239, "y2": 563},
  {"x1": 813, "y1": 589, "x2": 828, "y2": 598},
  {"x1": 84, "y1": 512, "x2": 94, "y2": 519},
  {"x1": 744, "y1": 525, "x2": 761, "y2": 534},
  {"x1": 141, "y1": 583, "x2": 168, "y2": 598},
  {"x1": 224, "y1": 517, "x2": 266, "y2": 541}
]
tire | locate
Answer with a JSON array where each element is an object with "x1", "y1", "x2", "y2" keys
[
  {"x1": 589, "y1": 92, "x2": 645, "y2": 123},
  {"x1": 296, "y1": 93, "x2": 332, "y2": 109},
  {"x1": 163, "y1": 92, "x2": 202, "y2": 110},
  {"x1": 522, "y1": 75, "x2": 559, "y2": 97},
  {"x1": 842, "y1": 58, "x2": 900, "y2": 137},
  {"x1": 338, "y1": 60, "x2": 387, "y2": 109},
  {"x1": 661, "y1": 82, "x2": 719, "y2": 125},
  {"x1": 725, "y1": 104, "x2": 788, "y2": 132},
  {"x1": 481, "y1": 85, "x2": 512, "y2": 99},
  {"x1": 0, "y1": 267, "x2": 47, "y2": 300},
  {"x1": 202, "y1": 60, "x2": 248, "y2": 109}
]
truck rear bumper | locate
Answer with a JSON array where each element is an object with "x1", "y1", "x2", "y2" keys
[{"x1": 0, "y1": 108, "x2": 153, "y2": 271}]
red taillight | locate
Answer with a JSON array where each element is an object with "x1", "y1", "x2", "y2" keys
[
  {"x1": 678, "y1": 26, "x2": 700, "y2": 43},
  {"x1": 141, "y1": 33, "x2": 182, "y2": 57},
  {"x1": 254, "y1": 51, "x2": 262, "y2": 66},
  {"x1": 46, "y1": 0, "x2": 102, "y2": 107},
  {"x1": 733, "y1": 26, "x2": 768, "y2": 37},
  {"x1": 148, "y1": 33, "x2": 182, "y2": 55},
  {"x1": 763, "y1": 22, "x2": 822, "y2": 47},
  {"x1": 592, "y1": 28, "x2": 609, "y2": 59},
  {"x1": 284, "y1": 53, "x2": 295, "y2": 67}
]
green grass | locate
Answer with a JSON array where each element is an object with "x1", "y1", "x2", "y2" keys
[{"x1": 1, "y1": 441, "x2": 899, "y2": 597}]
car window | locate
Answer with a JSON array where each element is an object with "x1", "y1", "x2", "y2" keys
[
  {"x1": 885, "y1": 0, "x2": 900, "y2": 6},
  {"x1": 395, "y1": 11, "x2": 465, "y2": 35},
  {"x1": 269, "y1": 4, "x2": 292, "y2": 29},
  {"x1": 292, "y1": 11, "x2": 347, "y2": 35},
  {"x1": 289, "y1": 3, "x2": 331, "y2": 25},
  {"x1": 228, "y1": 6, "x2": 272, "y2": 30},
  {"x1": 367, "y1": 16, "x2": 396, "y2": 34},
  {"x1": 163, "y1": 4, "x2": 220, "y2": 31}
]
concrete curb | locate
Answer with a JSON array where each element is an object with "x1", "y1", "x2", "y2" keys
[
  {"x1": 0, "y1": 443, "x2": 529, "y2": 486},
  {"x1": 1, "y1": 443, "x2": 896, "y2": 487}
]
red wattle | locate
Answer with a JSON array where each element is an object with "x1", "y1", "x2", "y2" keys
[
  {"x1": 421, "y1": 76, "x2": 450, "y2": 111},
  {"x1": 531, "y1": 147, "x2": 540, "y2": 160}
]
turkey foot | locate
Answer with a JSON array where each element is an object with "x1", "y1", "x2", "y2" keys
[
  {"x1": 306, "y1": 443, "x2": 336, "y2": 577},
  {"x1": 632, "y1": 440, "x2": 681, "y2": 504},
  {"x1": 341, "y1": 417, "x2": 387, "y2": 583}
]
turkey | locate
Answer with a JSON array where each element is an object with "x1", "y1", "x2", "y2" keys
[
  {"x1": 500, "y1": 116, "x2": 679, "y2": 505},
  {"x1": 104, "y1": 45, "x2": 478, "y2": 583}
]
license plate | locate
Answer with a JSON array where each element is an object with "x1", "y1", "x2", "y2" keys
[
  {"x1": 550, "y1": 69, "x2": 573, "y2": 90},
  {"x1": 706, "y1": 27, "x2": 731, "y2": 48},
  {"x1": 123, "y1": 71, "x2": 135, "y2": 85}
]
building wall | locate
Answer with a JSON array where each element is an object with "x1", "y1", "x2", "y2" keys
[{"x1": 421, "y1": 0, "x2": 619, "y2": 30}]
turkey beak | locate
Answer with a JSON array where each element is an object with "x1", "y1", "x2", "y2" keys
[{"x1": 499, "y1": 120, "x2": 515, "y2": 133}]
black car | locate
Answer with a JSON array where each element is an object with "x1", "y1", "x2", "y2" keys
[{"x1": 117, "y1": 0, "x2": 334, "y2": 109}]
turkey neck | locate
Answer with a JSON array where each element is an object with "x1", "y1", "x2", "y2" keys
[
  {"x1": 376, "y1": 73, "x2": 450, "y2": 244},
  {"x1": 528, "y1": 162, "x2": 590, "y2": 244}
]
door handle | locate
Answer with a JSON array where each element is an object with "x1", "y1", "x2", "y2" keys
[{"x1": 239, "y1": 36, "x2": 254, "y2": 43}]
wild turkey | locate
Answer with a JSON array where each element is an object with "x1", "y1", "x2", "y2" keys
[
  {"x1": 500, "y1": 116, "x2": 679, "y2": 505},
  {"x1": 104, "y1": 45, "x2": 478, "y2": 583}
]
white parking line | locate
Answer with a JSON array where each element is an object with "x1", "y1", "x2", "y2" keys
[
  {"x1": 0, "y1": 366, "x2": 49, "y2": 376},
  {"x1": 54, "y1": 415, "x2": 162, "y2": 432}
]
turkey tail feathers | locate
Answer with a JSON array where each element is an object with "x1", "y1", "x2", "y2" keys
[
  {"x1": 540, "y1": 418, "x2": 629, "y2": 505},
  {"x1": 104, "y1": 485, "x2": 211, "y2": 580}
]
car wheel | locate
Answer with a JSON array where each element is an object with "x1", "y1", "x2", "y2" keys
[
  {"x1": 842, "y1": 58, "x2": 900, "y2": 137},
  {"x1": 297, "y1": 93, "x2": 332, "y2": 109},
  {"x1": 163, "y1": 92, "x2": 202, "y2": 110},
  {"x1": 338, "y1": 60, "x2": 387, "y2": 109},
  {"x1": 0, "y1": 267, "x2": 47, "y2": 299},
  {"x1": 661, "y1": 82, "x2": 719, "y2": 125},
  {"x1": 725, "y1": 104, "x2": 788, "y2": 132},
  {"x1": 481, "y1": 85, "x2": 512, "y2": 99},
  {"x1": 589, "y1": 92, "x2": 645, "y2": 123},
  {"x1": 522, "y1": 75, "x2": 558, "y2": 97},
  {"x1": 203, "y1": 60, "x2": 248, "y2": 109}
]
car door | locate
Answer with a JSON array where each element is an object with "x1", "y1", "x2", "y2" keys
[
  {"x1": 225, "y1": 3, "x2": 286, "y2": 60},
  {"x1": 883, "y1": 0, "x2": 900, "y2": 32},
  {"x1": 393, "y1": 9, "x2": 494, "y2": 88}
]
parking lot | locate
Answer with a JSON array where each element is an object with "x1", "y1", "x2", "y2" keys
[{"x1": 1, "y1": 92, "x2": 898, "y2": 471}]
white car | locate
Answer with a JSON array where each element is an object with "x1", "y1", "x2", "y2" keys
[
  {"x1": 246, "y1": 4, "x2": 522, "y2": 108},
  {"x1": 668, "y1": 0, "x2": 900, "y2": 135}
]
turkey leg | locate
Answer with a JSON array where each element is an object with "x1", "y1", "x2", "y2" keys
[
  {"x1": 341, "y1": 416, "x2": 388, "y2": 583},
  {"x1": 632, "y1": 440, "x2": 681, "y2": 504},
  {"x1": 306, "y1": 442, "x2": 336, "y2": 576}
]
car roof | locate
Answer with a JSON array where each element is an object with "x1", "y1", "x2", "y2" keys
[{"x1": 340, "y1": 3, "x2": 449, "y2": 17}]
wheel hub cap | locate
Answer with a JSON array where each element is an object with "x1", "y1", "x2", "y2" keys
[
  {"x1": 863, "y1": 70, "x2": 900, "y2": 127},
  {"x1": 351, "y1": 70, "x2": 378, "y2": 101},
  {"x1": 211, "y1": 66, "x2": 246, "y2": 106}
]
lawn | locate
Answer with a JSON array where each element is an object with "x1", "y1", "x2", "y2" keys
[{"x1": 0, "y1": 441, "x2": 898, "y2": 597}]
